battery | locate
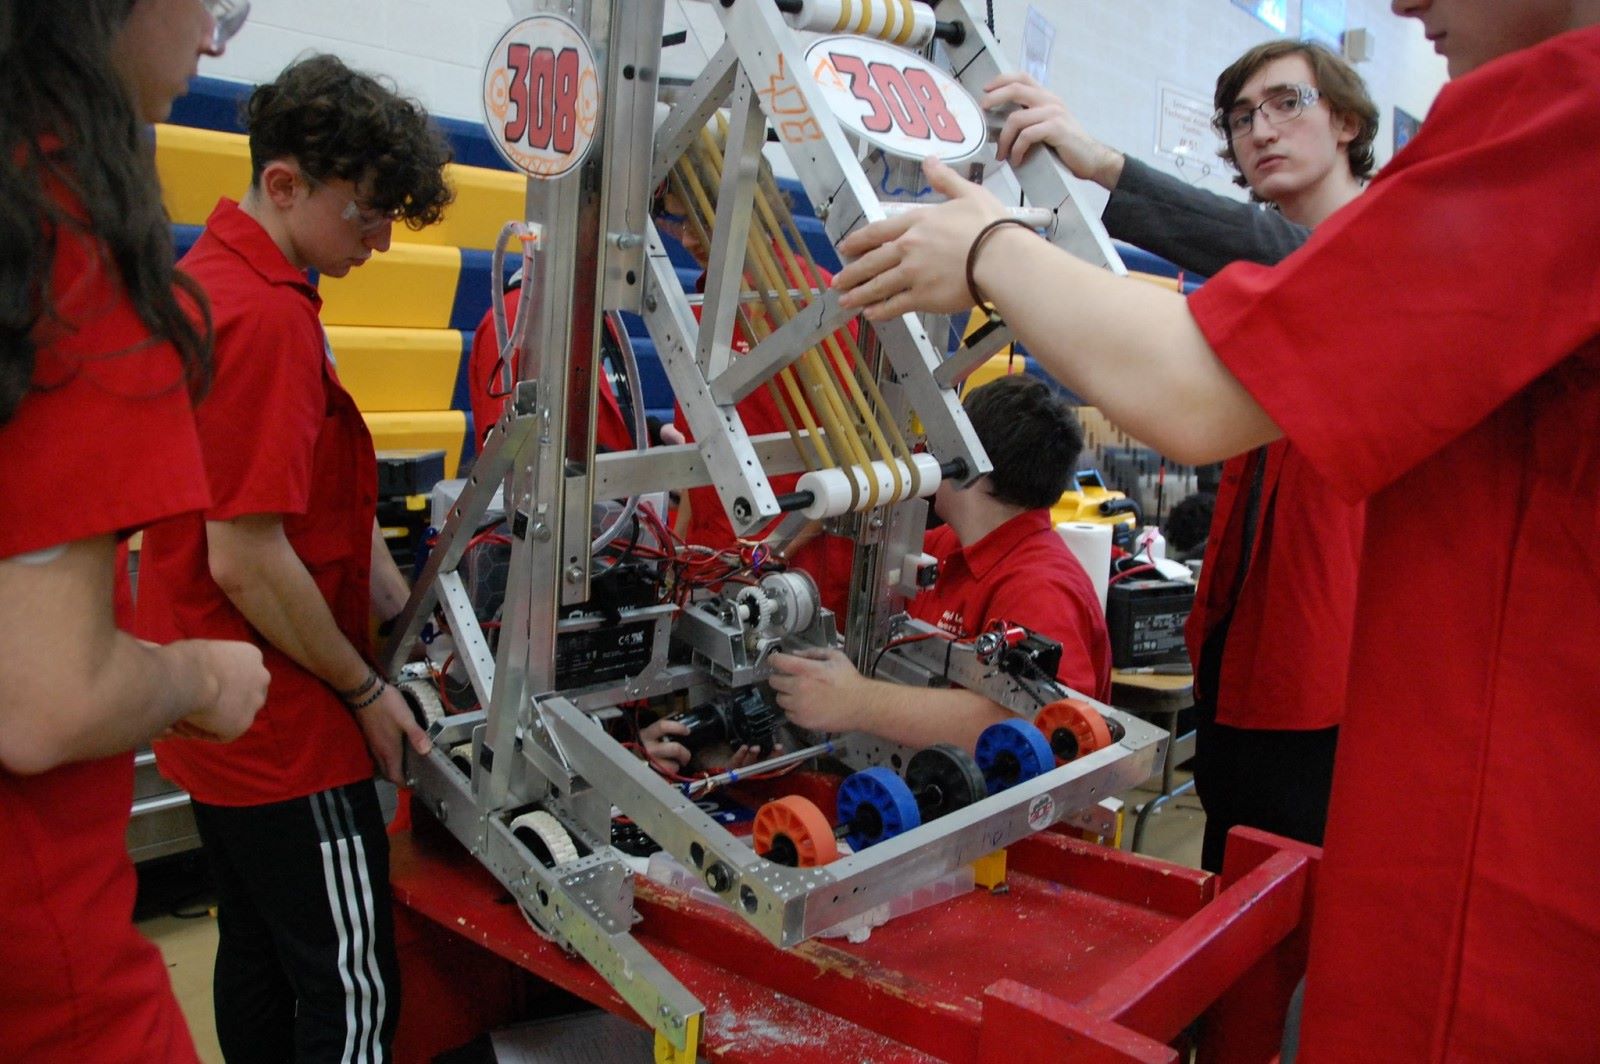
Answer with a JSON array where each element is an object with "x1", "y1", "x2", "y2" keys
[
  {"x1": 555, "y1": 619, "x2": 656, "y2": 688},
  {"x1": 1105, "y1": 579, "x2": 1195, "y2": 668}
]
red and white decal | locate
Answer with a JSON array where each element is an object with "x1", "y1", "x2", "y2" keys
[
  {"x1": 483, "y1": 15, "x2": 600, "y2": 180},
  {"x1": 805, "y1": 35, "x2": 985, "y2": 162}
]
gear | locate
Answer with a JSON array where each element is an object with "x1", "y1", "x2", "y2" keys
[
  {"x1": 509, "y1": 809, "x2": 581, "y2": 867},
  {"x1": 759, "y1": 570, "x2": 818, "y2": 635},
  {"x1": 735, "y1": 585, "x2": 779, "y2": 633}
]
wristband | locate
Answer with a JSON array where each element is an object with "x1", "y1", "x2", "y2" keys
[
  {"x1": 346, "y1": 678, "x2": 388, "y2": 711},
  {"x1": 335, "y1": 667, "x2": 380, "y2": 701},
  {"x1": 964, "y1": 218, "x2": 1035, "y2": 309}
]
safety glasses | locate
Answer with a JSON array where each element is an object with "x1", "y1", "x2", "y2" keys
[{"x1": 202, "y1": 0, "x2": 250, "y2": 52}]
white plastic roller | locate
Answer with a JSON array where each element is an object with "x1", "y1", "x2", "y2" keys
[
  {"x1": 793, "y1": 452, "x2": 943, "y2": 519},
  {"x1": 784, "y1": 0, "x2": 937, "y2": 48}
]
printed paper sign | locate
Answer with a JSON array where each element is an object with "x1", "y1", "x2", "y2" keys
[
  {"x1": 483, "y1": 14, "x2": 600, "y2": 180},
  {"x1": 805, "y1": 35, "x2": 985, "y2": 163},
  {"x1": 1155, "y1": 82, "x2": 1220, "y2": 172}
]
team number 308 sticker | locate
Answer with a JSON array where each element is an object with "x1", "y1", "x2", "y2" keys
[
  {"x1": 483, "y1": 14, "x2": 600, "y2": 180},
  {"x1": 806, "y1": 35, "x2": 985, "y2": 163}
]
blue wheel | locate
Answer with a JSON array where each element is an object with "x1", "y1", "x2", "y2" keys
[
  {"x1": 975, "y1": 718, "x2": 1055, "y2": 793},
  {"x1": 837, "y1": 767, "x2": 921, "y2": 850}
]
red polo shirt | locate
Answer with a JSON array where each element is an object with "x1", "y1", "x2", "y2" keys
[
  {"x1": 1185, "y1": 440, "x2": 1363, "y2": 730},
  {"x1": 1189, "y1": 27, "x2": 1600, "y2": 1060},
  {"x1": 469, "y1": 296, "x2": 634, "y2": 452},
  {"x1": 909, "y1": 510, "x2": 1111, "y2": 702},
  {"x1": 138, "y1": 199, "x2": 376, "y2": 806},
  {"x1": 0, "y1": 173, "x2": 206, "y2": 1062}
]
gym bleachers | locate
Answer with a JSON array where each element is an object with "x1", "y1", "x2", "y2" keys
[{"x1": 161, "y1": 75, "x2": 1198, "y2": 475}]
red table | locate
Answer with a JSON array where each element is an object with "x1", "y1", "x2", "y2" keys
[{"x1": 389, "y1": 808, "x2": 1317, "y2": 1063}]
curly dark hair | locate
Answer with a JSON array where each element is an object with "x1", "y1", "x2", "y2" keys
[
  {"x1": 244, "y1": 54, "x2": 454, "y2": 228},
  {"x1": 962, "y1": 374, "x2": 1084, "y2": 512},
  {"x1": 1164, "y1": 491, "x2": 1216, "y2": 559},
  {"x1": 1214, "y1": 40, "x2": 1379, "y2": 195},
  {"x1": 0, "y1": 0, "x2": 212, "y2": 428}
]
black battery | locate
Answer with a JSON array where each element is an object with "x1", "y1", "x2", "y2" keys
[
  {"x1": 555, "y1": 619, "x2": 656, "y2": 688},
  {"x1": 1105, "y1": 579, "x2": 1195, "y2": 668}
]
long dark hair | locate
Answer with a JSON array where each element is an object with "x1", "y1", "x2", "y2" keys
[{"x1": 0, "y1": 0, "x2": 211, "y2": 428}]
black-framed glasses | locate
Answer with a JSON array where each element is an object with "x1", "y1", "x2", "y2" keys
[
  {"x1": 202, "y1": 0, "x2": 250, "y2": 52},
  {"x1": 1213, "y1": 84, "x2": 1321, "y2": 139}
]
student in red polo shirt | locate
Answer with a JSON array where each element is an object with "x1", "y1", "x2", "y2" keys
[
  {"x1": 983, "y1": 42, "x2": 1377, "y2": 870},
  {"x1": 768, "y1": 374, "x2": 1110, "y2": 751},
  {"x1": 0, "y1": 3, "x2": 266, "y2": 1061},
  {"x1": 469, "y1": 290, "x2": 675, "y2": 453},
  {"x1": 833, "y1": 3, "x2": 1600, "y2": 1056},
  {"x1": 135, "y1": 55, "x2": 451, "y2": 1063}
]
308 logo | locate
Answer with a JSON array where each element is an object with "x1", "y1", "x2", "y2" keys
[
  {"x1": 828, "y1": 52, "x2": 964, "y2": 144},
  {"x1": 503, "y1": 44, "x2": 580, "y2": 154}
]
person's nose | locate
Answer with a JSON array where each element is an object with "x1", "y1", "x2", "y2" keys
[{"x1": 366, "y1": 221, "x2": 393, "y2": 253}]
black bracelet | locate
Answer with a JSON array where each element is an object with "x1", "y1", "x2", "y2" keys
[
  {"x1": 346, "y1": 678, "x2": 388, "y2": 711},
  {"x1": 964, "y1": 218, "x2": 1036, "y2": 309},
  {"x1": 335, "y1": 667, "x2": 380, "y2": 701}
]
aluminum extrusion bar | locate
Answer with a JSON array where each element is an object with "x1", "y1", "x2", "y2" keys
[{"x1": 709, "y1": 288, "x2": 857, "y2": 404}]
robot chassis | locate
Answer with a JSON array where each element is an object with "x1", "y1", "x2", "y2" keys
[{"x1": 379, "y1": 1, "x2": 1168, "y2": 1057}]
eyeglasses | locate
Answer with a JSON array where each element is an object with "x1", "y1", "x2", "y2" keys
[
  {"x1": 340, "y1": 198, "x2": 400, "y2": 234},
  {"x1": 202, "y1": 0, "x2": 250, "y2": 52},
  {"x1": 1213, "y1": 84, "x2": 1321, "y2": 139}
]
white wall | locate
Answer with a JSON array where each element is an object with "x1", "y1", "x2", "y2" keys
[{"x1": 204, "y1": 0, "x2": 1447, "y2": 199}]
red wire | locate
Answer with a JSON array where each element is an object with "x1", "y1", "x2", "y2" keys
[{"x1": 1109, "y1": 563, "x2": 1160, "y2": 586}]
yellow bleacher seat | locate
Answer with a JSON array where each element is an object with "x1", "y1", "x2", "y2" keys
[
  {"x1": 415, "y1": 165, "x2": 526, "y2": 253},
  {"x1": 317, "y1": 243, "x2": 461, "y2": 329},
  {"x1": 364, "y1": 411, "x2": 467, "y2": 479},
  {"x1": 155, "y1": 124, "x2": 251, "y2": 225},
  {"x1": 326, "y1": 326, "x2": 461, "y2": 413}
]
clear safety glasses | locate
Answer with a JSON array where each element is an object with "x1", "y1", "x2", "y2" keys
[
  {"x1": 202, "y1": 0, "x2": 250, "y2": 52},
  {"x1": 1213, "y1": 84, "x2": 1321, "y2": 139}
]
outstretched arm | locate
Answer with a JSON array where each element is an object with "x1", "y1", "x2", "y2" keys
[{"x1": 832, "y1": 158, "x2": 1280, "y2": 465}]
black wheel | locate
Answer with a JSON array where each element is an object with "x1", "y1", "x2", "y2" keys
[{"x1": 906, "y1": 743, "x2": 989, "y2": 820}]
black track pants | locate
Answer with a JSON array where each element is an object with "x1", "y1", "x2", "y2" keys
[{"x1": 191, "y1": 781, "x2": 399, "y2": 1063}]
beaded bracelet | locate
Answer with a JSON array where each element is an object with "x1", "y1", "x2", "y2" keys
[
  {"x1": 964, "y1": 217, "x2": 1036, "y2": 309},
  {"x1": 346, "y1": 678, "x2": 388, "y2": 712},
  {"x1": 335, "y1": 667, "x2": 380, "y2": 701}
]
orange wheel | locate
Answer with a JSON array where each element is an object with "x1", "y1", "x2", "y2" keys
[
  {"x1": 753, "y1": 795, "x2": 838, "y2": 867},
  {"x1": 1034, "y1": 698, "x2": 1113, "y2": 764}
]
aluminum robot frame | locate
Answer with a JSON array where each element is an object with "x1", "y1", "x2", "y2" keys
[{"x1": 379, "y1": 1, "x2": 1167, "y2": 1057}]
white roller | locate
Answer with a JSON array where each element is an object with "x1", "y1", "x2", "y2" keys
[
  {"x1": 786, "y1": 0, "x2": 936, "y2": 48},
  {"x1": 510, "y1": 809, "x2": 580, "y2": 867},
  {"x1": 397, "y1": 678, "x2": 446, "y2": 727},
  {"x1": 794, "y1": 452, "x2": 942, "y2": 519}
]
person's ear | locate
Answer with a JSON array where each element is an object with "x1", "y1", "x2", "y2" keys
[
  {"x1": 1331, "y1": 108, "x2": 1360, "y2": 149},
  {"x1": 257, "y1": 160, "x2": 302, "y2": 211}
]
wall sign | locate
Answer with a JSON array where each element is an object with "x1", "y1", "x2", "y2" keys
[
  {"x1": 1155, "y1": 82, "x2": 1220, "y2": 177},
  {"x1": 1394, "y1": 106, "x2": 1422, "y2": 153},
  {"x1": 482, "y1": 14, "x2": 600, "y2": 180},
  {"x1": 1232, "y1": 0, "x2": 1294, "y2": 35},
  {"x1": 805, "y1": 35, "x2": 985, "y2": 163}
]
